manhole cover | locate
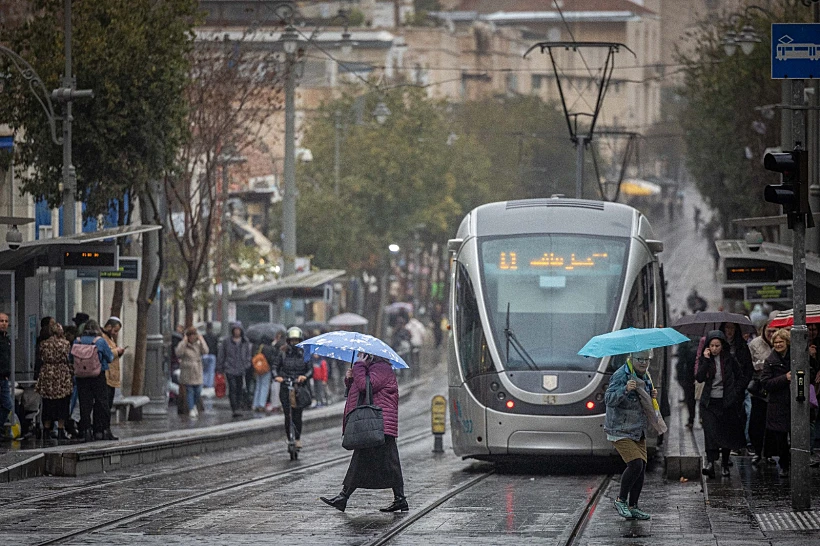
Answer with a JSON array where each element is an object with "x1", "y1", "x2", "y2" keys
[{"x1": 756, "y1": 511, "x2": 820, "y2": 531}]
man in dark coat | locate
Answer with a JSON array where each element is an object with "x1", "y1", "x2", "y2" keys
[
  {"x1": 217, "y1": 322, "x2": 252, "y2": 417},
  {"x1": 274, "y1": 327, "x2": 312, "y2": 448},
  {"x1": 675, "y1": 337, "x2": 698, "y2": 428},
  {"x1": 0, "y1": 313, "x2": 13, "y2": 427}
]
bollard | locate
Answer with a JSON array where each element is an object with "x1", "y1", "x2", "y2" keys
[{"x1": 431, "y1": 395, "x2": 446, "y2": 453}]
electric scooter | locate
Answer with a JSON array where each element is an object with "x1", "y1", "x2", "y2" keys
[{"x1": 284, "y1": 377, "x2": 300, "y2": 460}]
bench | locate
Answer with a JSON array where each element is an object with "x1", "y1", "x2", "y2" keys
[{"x1": 111, "y1": 396, "x2": 151, "y2": 423}]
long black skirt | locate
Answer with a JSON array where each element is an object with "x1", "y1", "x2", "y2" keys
[
  {"x1": 343, "y1": 435, "x2": 404, "y2": 490},
  {"x1": 701, "y1": 399, "x2": 746, "y2": 452}
]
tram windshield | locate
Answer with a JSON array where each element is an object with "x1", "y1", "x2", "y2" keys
[{"x1": 480, "y1": 234, "x2": 629, "y2": 371}]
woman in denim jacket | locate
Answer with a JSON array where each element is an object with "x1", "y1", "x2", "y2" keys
[{"x1": 605, "y1": 349, "x2": 658, "y2": 521}]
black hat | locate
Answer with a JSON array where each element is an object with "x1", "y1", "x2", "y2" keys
[
  {"x1": 706, "y1": 329, "x2": 726, "y2": 344},
  {"x1": 72, "y1": 312, "x2": 90, "y2": 326}
]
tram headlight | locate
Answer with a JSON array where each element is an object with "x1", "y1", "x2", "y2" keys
[
  {"x1": 505, "y1": 400, "x2": 515, "y2": 409},
  {"x1": 490, "y1": 381, "x2": 499, "y2": 392},
  {"x1": 496, "y1": 391, "x2": 506, "y2": 400},
  {"x1": 586, "y1": 401, "x2": 596, "y2": 410}
]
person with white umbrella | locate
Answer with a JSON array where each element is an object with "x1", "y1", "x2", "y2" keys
[{"x1": 320, "y1": 352, "x2": 406, "y2": 513}]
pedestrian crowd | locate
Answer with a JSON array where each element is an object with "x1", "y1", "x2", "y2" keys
[{"x1": 673, "y1": 308, "x2": 820, "y2": 480}]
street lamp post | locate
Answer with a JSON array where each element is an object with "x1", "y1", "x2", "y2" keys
[
  {"x1": 281, "y1": 24, "x2": 299, "y2": 278},
  {"x1": 217, "y1": 147, "x2": 246, "y2": 339}
]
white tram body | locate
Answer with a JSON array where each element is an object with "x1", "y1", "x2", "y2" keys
[{"x1": 447, "y1": 198, "x2": 668, "y2": 460}]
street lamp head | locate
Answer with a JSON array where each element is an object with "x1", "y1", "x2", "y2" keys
[
  {"x1": 373, "y1": 101, "x2": 391, "y2": 125},
  {"x1": 738, "y1": 25, "x2": 761, "y2": 56},
  {"x1": 389, "y1": 243, "x2": 400, "y2": 253},
  {"x1": 281, "y1": 25, "x2": 299, "y2": 55},
  {"x1": 340, "y1": 30, "x2": 353, "y2": 55},
  {"x1": 722, "y1": 30, "x2": 738, "y2": 56}
]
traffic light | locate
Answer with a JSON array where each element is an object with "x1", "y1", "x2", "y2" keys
[{"x1": 763, "y1": 148, "x2": 813, "y2": 229}]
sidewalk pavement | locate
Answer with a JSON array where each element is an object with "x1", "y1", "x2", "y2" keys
[{"x1": 582, "y1": 377, "x2": 819, "y2": 545}]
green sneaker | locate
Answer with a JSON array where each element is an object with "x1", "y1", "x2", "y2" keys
[
  {"x1": 629, "y1": 506, "x2": 651, "y2": 520},
  {"x1": 614, "y1": 498, "x2": 633, "y2": 519}
]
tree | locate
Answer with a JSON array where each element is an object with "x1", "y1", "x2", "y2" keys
[
  {"x1": 676, "y1": 3, "x2": 810, "y2": 233},
  {"x1": 163, "y1": 32, "x2": 283, "y2": 327},
  {"x1": 0, "y1": 0, "x2": 198, "y2": 395}
]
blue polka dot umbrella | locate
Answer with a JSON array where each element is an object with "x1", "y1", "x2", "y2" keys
[{"x1": 297, "y1": 330, "x2": 409, "y2": 369}]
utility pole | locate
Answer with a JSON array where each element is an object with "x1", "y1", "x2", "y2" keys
[
  {"x1": 575, "y1": 136, "x2": 589, "y2": 199},
  {"x1": 334, "y1": 109, "x2": 342, "y2": 196},
  {"x1": 218, "y1": 148, "x2": 246, "y2": 339},
  {"x1": 789, "y1": 79, "x2": 812, "y2": 511},
  {"x1": 53, "y1": 0, "x2": 92, "y2": 325}
]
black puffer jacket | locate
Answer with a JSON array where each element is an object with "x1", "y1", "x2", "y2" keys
[
  {"x1": 695, "y1": 350, "x2": 745, "y2": 410},
  {"x1": 274, "y1": 344, "x2": 313, "y2": 382}
]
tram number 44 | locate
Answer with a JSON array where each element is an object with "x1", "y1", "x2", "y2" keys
[{"x1": 542, "y1": 395, "x2": 558, "y2": 404}]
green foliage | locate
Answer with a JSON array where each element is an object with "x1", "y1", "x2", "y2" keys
[
  {"x1": 0, "y1": 0, "x2": 199, "y2": 219},
  {"x1": 296, "y1": 88, "x2": 573, "y2": 274},
  {"x1": 676, "y1": 5, "x2": 811, "y2": 231}
]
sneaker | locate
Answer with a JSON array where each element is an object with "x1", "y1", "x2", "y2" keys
[
  {"x1": 295, "y1": 439, "x2": 302, "y2": 449},
  {"x1": 722, "y1": 466, "x2": 730, "y2": 477},
  {"x1": 629, "y1": 506, "x2": 651, "y2": 520},
  {"x1": 189, "y1": 408, "x2": 199, "y2": 418},
  {"x1": 614, "y1": 498, "x2": 633, "y2": 519},
  {"x1": 778, "y1": 467, "x2": 790, "y2": 478}
]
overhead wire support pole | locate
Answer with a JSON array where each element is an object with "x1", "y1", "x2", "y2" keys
[{"x1": 524, "y1": 42, "x2": 634, "y2": 199}]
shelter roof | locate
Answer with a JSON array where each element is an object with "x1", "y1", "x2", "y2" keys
[
  {"x1": 232, "y1": 269, "x2": 345, "y2": 300},
  {"x1": 452, "y1": 0, "x2": 655, "y2": 16},
  {"x1": 0, "y1": 224, "x2": 161, "y2": 271}
]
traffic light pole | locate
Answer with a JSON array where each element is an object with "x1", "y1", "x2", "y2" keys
[{"x1": 789, "y1": 79, "x2": 811, "y2": 512}]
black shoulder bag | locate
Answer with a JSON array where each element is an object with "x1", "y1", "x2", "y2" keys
[{"x1": 342, "y1": 375, "x2": 385, "y2": 451}]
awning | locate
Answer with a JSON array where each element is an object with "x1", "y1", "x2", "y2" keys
[
  {"x1": 0, "y1": 224, "x2": 162, "y2": 271},
  {"x1": 620, "y1": 179, "x2": 662, "y2": 197},
  {"x1": 232, "y1": 269, "x2": 345, "y2": 300}
]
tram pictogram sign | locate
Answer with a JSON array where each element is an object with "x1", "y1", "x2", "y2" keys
[{"x1": 772, "y1": 23, "x2": 820, "y2": 79}]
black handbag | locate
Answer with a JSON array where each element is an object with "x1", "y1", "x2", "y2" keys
[
  {"x1": 291, "y1": 383, "x2": 313, "y2": 409},
  {"x1": 342, "y1": 375, "x2": 385, "y2": 451}
]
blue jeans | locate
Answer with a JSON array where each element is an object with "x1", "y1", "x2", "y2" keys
[
  {"x1": 0, "y1": 379, "x2": 13, "y2": 423},
  {"x1": 186, "y1": 384, "x2": 202, "y2": 412},
  {"x1": 253, "y1": 371, "x2": 271, "y2": 409},
  {"x1": 201, "y1": 355, "x2": 216, "y2": 388}
]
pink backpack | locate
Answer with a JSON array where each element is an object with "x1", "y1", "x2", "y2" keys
[{"x1": 71, "y1": 337, "x2": 102, "y2": 378}]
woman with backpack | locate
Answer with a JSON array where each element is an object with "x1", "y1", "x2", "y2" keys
[{"x1": 71, "y1": 319, "x2": 114, "y2": 442}]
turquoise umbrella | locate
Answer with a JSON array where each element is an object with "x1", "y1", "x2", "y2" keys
[{"x1": 578, "y1": 327, "x2": 689, "y2": 358}]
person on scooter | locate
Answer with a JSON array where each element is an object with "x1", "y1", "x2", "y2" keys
[{"x1": 273, "y1": 327, "x2": 312, "y2": 449}]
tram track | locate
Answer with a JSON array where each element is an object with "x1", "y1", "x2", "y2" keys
[
  {"x1": 2, "y1": 400, "x2": 436, "y2": 511},
  {"x1": 362, "y1": 472, "x2": 613, "y2": 546},
  {"x1": 31, "y1": 429, "x2": 432, "y2": 546}
]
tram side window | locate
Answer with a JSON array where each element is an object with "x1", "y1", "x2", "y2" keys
[
  {"x1": 455, "y1": 263, "x2": 493, "y2": 379},
  {"x1": 623, "y1": 263, "x2": 654, "y2": 330}
]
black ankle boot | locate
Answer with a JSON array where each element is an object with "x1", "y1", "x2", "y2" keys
[
  {"x1": 320, "y1": 490, "x2": 350, "y2": 512},
  {"x1": 379, "y1": 496, "x2": 409, "y2": 513},
  {"x1": 702, "y1": 462, "x2": 715, "y2": 479}
]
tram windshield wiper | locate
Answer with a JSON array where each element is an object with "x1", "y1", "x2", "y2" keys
[{"x1": 504, "y1": 302, "x2": 538, "y2": 371}]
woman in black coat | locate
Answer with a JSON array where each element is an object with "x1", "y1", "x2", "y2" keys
[
  {"x1": 696, "y1": 330, "x2": 747, "y2": 478},
  {"x1": 760, "y1": 328, "x2": 792, "y2": 477}
]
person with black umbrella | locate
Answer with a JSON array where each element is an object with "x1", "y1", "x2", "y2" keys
[{"x1": 697, "y1": 330, "x2": 747, "y2": 478}]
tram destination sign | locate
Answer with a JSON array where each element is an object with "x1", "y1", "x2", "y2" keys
[
  {"x1": 745, "y1": 283, "x2": 792, "y2": 302},
  {"x1": 771, "y1": 23, "x2": 820, "y2": 79}
]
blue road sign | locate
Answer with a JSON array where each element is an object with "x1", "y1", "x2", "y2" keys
[{"x1": 772, "y1": 23, "x2": 820, "y2": 79}]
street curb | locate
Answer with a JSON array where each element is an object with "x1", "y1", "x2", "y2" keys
[
  {"x1": 34, "y1": 376, "x2": 428, "y2": 478},
  {"x1": 0, "y1": 453, "x2": 45, "y2": 483}
]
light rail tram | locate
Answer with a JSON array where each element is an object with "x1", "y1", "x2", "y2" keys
[{"x1": 447, "y1": 198, "x2": 670, "y2": 460}]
